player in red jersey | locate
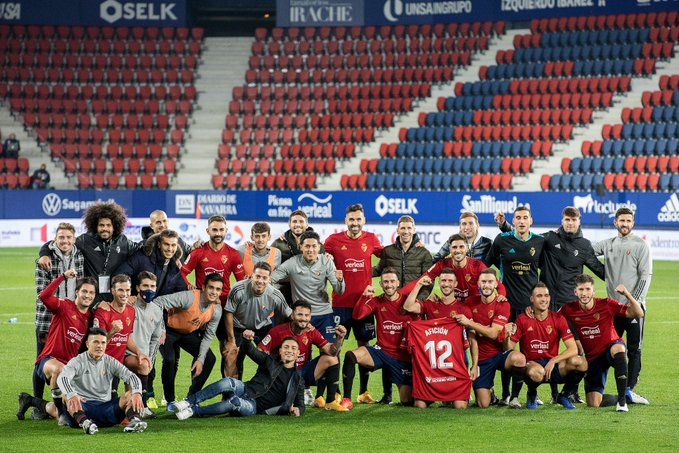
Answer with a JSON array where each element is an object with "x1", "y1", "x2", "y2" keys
[
  {"x1": 407, "y1": 317, "x2": 473, "y2": 409},
  {"x1": 404, "y1": 271, "x2": 478, "y2": 362},
  {"x1": 340, "y1": 267, "x2": 419, "y2": 410},
  {"x1": 453, "y1": 268, "x2": 526, "y2": 409},
  {"x1": 426, "y1": 234, "x2": 506, "y2": 302},
  {"x1": 182, "y1": 215, "x2": 246, "y2": 377},
  {"x1": 504, "y1": 283, "x2": 587, "y2": 410},
  {"x1": 259, "y1": 300, "x2": 348, "y2": 412},
  {"x1": 19, "y1": 270, "x2": 96, "y2": 422},
  {"x1": 324, "y1": 203, "x2": 384, "y2": 404},
  {"x1": 560, "y1": 274, "x2": 644, "y2": 412}
]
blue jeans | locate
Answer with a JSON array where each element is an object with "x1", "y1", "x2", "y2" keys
[{"x1": 186, "y1": 377, "x2": 257, "y2": 417}]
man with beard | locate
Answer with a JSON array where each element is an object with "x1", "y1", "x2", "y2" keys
[
  {"x1": 31, "y1": 222, "x2": 84, "y2": 419},
  {"x1": 325, "y1": 204, "x2": 384, "y2": 405},
  {"x1": 141, "y1": 210, "x2": 192, "y2": 258},
  {"x1": 259, "y1": 300, "x2": 349, "y2": 412},
  {"x1": 182, "y1": 215, "x2": 246, "y2": 378},
  {"x1": 433, "y1": 212, "x2": 494, "y2": 263},
  {"x1": 18, "y1": 270, "x2": 96, "y2": 422},
  {"x1": 592, "y1": 208, "x2": 652, "y2": 405},
  {"x1": 222, "y1": 262, "x2": 291, "y2": 379},
  {"x1": 38, "y1": 202, "x2": 140, "y2": 302},
  {"x1": 426, "y1": 234, "x2": 506, "y2": 303},
  {"x1": 271, "y1": 210, "x2": 325, "y2": 305}
]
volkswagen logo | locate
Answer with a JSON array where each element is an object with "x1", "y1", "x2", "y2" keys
[{"x1": 42, "y1": 193, "x2": 62, "y2": 216}]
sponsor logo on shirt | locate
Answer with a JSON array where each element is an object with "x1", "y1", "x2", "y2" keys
[
  {"x1": 344, "y1": 258, "x2": 366, "y2": 272},
  {"x1": 204, "y1": 267, "x2": 225, "y2": 276},
  {"x1": 580, "y1": 325, "x2": 601, "y2": 338},
  {"x1": 511, "y1": 261, "x2": 531, "y2": 275},
  {"x1": 110, "y1": 333, "x2": 128, "y2": 347},
  {"x1": 66, "y1": 327, "x2": 85, "y2": 344},
  {"x1": 529, "y1": 340, "x2": 549, "y2": 352},
  {"x1": 383, "y1": 320, "x2": 403, "y2": 334},
  {"x1": 425, "y1": 375, "x2": 458, "y2": 383}
]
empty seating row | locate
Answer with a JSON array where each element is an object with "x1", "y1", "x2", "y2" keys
[
  {"x1": 244, "y1": 66, "x2": 458, "y2": 85},
  {"x1": 641, "y1": 89, "x2": 679, "y2": 107},
  {"x1": 227, "y1": 113, "x2": 394, "y2": 130},
  {"x1": 0, "y1": 24, "x2": 204, "y2": 41},
  {"x1": 235, "y1": 83, "x2": 430, "y2": 101},
  {"x1": 0, "y1": 157, "x2": 29, "y2": 173},
  {"x1": 342, "y1": 172, "x2": 513, "y2": 191},
  {"x1": 563, "y1": 156, "x2": 679, "y2": 174},
  {"x1": 622, "y1": 105, "x2": 679, "y2": 123},
  {"x1": 25, "y1": 113, "x2": 188, "y2": 130},
  {"x1": 229, "y1": 96, "x2": 417, "y2": 116},
  {"x1": 602, "y1": 121, "x2": 679, "y2": 140},
  {"x1": 454, "y1": 76, "x2": 631, "y2": 96},
  {"x1": 254, "y1": 22, "x2": 505, "y2": 43},
  {"x1": 516, "y1": 27, "x2": 677, "y2": 48},
  {"x1": 1, "y1": 67, "x2": 195, "y2": 84},
  {"x1": 583, "y1": 138, "x2": 679, "y2": 157},
  {"x1": 216, "y1": 158, "x2": 336, "y2": 175},
  {"x1": 400, "y1": 124, "x2": 573, "y2": 143},
  {"x1": 422, "y1": 108, "x2": 593, "y2": 127},
  {"x1": 51, "y1": 143, "x2": 180, "y2": 160},
  {"x1": 481, "y1": 58, "x2": 655, "y2": 80},
  {"x1": 380, "y1": 141, "x2": 553, "y2": 158},
  {"x1": 530, "y1": 13, "x2": 678, "y2": 33},
  {"x1": 3, "y1": 53, "x2": 198, "y2": 70},
  {"x1": 64, "y1": 158, "x2": 177, "y2": 175},
  {"x1": 362, "y1": 156, "x2": 533, "y2": 175},
  {"x1": 0, "y1": 39, "x2": 200, "y2": 56},
  {"x1": 212, "y1": 173, "x2": 318, "y2": 190},
  {"x1": 2, "y1": 84, "x2": 197, "y2": 102},
  {"x1": 544, "y1": 173, "x2": 678, "y2": 192},
  {"x1": 36, "y1": 128, "x2": 184, "y2": 145},
  {"x1": 440, "y1": 92, "x2": 613, "y2": 111},
  {"x1": 77, "y1": 173, "x2": 170, "y2": 190}
]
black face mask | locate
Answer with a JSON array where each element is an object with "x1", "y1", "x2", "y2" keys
[{"x1": 140, "y1": 289, "x2": 157, "y2": 303}]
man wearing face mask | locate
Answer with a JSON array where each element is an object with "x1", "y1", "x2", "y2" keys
[{"x1": 123, "y1": 272, "x2": 164, "y2": 417}]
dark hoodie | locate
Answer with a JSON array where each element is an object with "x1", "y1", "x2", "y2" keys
[
  {"x1": 117, "y1": 233, "x2": 188, "y2": 296},
  {"x1": 373, "y1": 234, "x2": 432, "y2": 300},
  {"x1": 271, "y1": 227, "x2": 325, "y2": 305}
]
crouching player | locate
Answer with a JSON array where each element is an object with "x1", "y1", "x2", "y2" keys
[
  {"x1": 504, "y1": 283, "x2": 587, "y2": 410},
  {"x1": 453, "y1": 269, "x2": 526, "y2": 408},
  {"x1": 259, "y1": 300, "x2": 349, "y2": 412},
  {"x1": 561, "y1": 275, "x2": 644, "y2": 412},
  {"x1": 341, "y1": 267, "x2": 420, "y2": 409},
  {"x1": 57, "y1": 328, "x2": 147, "y2": 434},
  {"x1": 169, "y1": 332, "x2": 305, "y2": 418}
]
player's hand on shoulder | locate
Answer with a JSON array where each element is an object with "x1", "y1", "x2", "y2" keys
[
  {"x1": 242, "y1": 330, "x2": 255, "y2": 341},
  {"x1": 98, "y1": 301, "x2": 112, "y2": 312},
  {"x1": 192, "y1": 239, "x2": 204, "y2": 249},
  {"x1": 524, "y1": 306, "x2": 535, "y2": 318},
  {"x1": 362, "y1": 285, "x2": 375, "y2": 297},
  {"x1": 63, "y1": 269, "x2": 77, "y2": 279},
  {"x1": 324, "y1": 252, "x2": 334, "y2": 261},
  {"x1": 496, "y1": 294, "x2": 508, "y2": 303},
  {"x1": 38, "y1": 255, "x2": 52, "y2": 271}
]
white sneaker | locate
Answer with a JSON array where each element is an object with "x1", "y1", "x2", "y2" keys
[
  {"x1": 626, "y1": 390, "x2": 650, "y2": 405},
  {"x1": 176, "y1": 407, "x2": 194, "y2": 420},
  {"x1": 123, "y1": 417, "x2": 148, "y2": 433},
  {"x1": 535, "y1": 396, "x2": 544, "y2": 406},
  {"x1": 508, "y1": 397, "x2": 522, "y2": 409},
  {"x1": 616, "y1": 402, "x2": 629, "y2": 413},
  {"x1": 304, "y1": 389, "x2": 314, "y2": 406},
  {"x1": 167, "y1": 400, "x2": 191, "y2": 413},
  {"x1": 82, "y1": 419, "x2": 98, "y2": 435},
  {"x1": 141, "y1": 407, "x2": 157, "y2": 419}
]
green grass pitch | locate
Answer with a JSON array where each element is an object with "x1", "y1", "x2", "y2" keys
[{"x1": 1, "y1": 248, "x2": 678, "y2": 452}]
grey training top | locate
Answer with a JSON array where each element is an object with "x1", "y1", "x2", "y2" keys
[
  {"x1": 128, "y1": 299, "x2": 165, "y2": 361},
  {"x1": 225, "y1": 279, "x2": 291, "y2": 330},
  {"x1": 153, "y1": 290, "x2": 222, "y2": 363},
  {"x1": 271, "y1": 254, "x2": 345, "y2": 316},
  {"x1": 593, "y1": 233, "x2": 652, "y2": 306},
  {"x1": 237, "y1": 243, "x2": 283, "y2": 269},
  {"x1": 58, "y1": 351, "x2": 142, "y2": 402}
]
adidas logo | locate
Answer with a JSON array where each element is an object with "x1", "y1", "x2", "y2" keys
[
  {"x1": 657, "y1": 193, "x2": 679, "y2": 223},
  {"x1": 554, "y1": 244, "x2": 561, "y2": 249},
  {"x1": 509, "y1": 248, "x2": 516, "y2": 253}
]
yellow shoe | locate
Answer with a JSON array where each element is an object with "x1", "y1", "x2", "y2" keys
[
  {"x1": 313, "y1": 396, "x2": 326, "y2": 409},
  {"x1": 146, "y1": 397, "x2": 158, "y2": 410},
  {"x1": 326, "y1": 399, "x2": 350, "y2": 412},
  {"x1": 357, "y1": 391, "x2": 377, "y2": 404}
]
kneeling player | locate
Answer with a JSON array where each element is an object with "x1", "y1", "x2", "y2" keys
[
  {"x1": 57, "y1": 328, "x2": 147, "y2": 434},
  {"x1": 561, "y1": 275, "x2": 644, "y2": 412},
  {"x1": 454, "y1": 269, "x2": 525, "y2": 408},
  {"x1": 341, "y1": 268, "x2": 419, "y2": 409},
  {"x1": 259, "y1": 300, "x2": 348, "y2": 411},
  {"x1": 169, "y1": 333, "x2": 305, "y2": 418},
  {"x1": 504, "y1": 283, "x2": 587, "y2": 410}
]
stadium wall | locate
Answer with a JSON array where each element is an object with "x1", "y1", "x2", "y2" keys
[{"x1": 277, "y1": 0, "x2": 679, "y2": 27}]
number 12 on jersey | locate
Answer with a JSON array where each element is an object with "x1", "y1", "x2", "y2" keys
[{"x1": 424, "y1": 340, "x2": 454, "y2": 369}]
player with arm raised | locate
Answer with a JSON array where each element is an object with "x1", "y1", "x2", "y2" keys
[
  {"x1": 560, "y1": 275, "x2": 644, "y2": 412},
  {"x1": 504, "y1": 283, "x2": 587, "y2": 410},
  {"x1": 259, "y1": 300, "x2": 349, "y2": 412},
  {"x1": 340, "y1": 267, "x2": 419, "y2": 410}
]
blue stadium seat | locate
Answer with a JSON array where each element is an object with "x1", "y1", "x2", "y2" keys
[
  {"x1": 590, "y1": 157, "x2": 602, "y2": 174},
  {"x1": 571, "y1": 174, "x2": 583, "y2": 191},
  {"x1": 667, "y1": 139, "x2": 678, "y2": 155},
  {"x1": 386, "y1": 159, "x2": 396, "y2": 173},
  {"x1": 461, "y1": 159, "x2": 472, "y2": 173},
  {"x1": 394, "y1": 174, "x2": 405, "y2": 189},
  {"x1": 451, "y1": 174, "x2": 461, "y2": 190},
  {"x1": 414, "y1": 159, "x2": 424, "y2": 173},
  {"x1": 602, "y1": 140, "x2": 614, "y2": 156},
  {"x1": 432, "y1": 174, "x2": 443, "y2": 190},
  {"x1": 422, "y1": 174, "x2": 433, "y2": 190},
  {"x1": 593, "y1": 174, "x2": 604, "y2": 189},
  {"x1": 377, "y1": 159, "x2": 388, "y2": 173},
  {"x1": 560, "y1": 174, "x2": 572, "y2": 191},
  {"x1": 613, "y1": 157, "x2": 625, "y2": 173},
  {"x1": 571, "y1": 157, "x2": 583, "y2": 174},
  {"x1": 583, "y1": 174, "x2": 594, "y2": 190},
  {"x1": 461, "y1": 175, "x2": 472, "y2": 190},
  {"x1": 602, "y1": 157, "x2": 614, "y2": 173},
  {"x1": 481, "y1": 159, "x2": 492, "y2": 173},
  {"x1": 395, "y1": 159, "x2": 405, "y2": 173},
  {"x1": 384, "y1": 174, "x2": 395, "y2": 189},
  {"x1": 403, "y1": 174, "x2": 413, "y2": 189},
  {"x1": 490, "y1": 158, "x2": 502, "y2": 173},
  {"x1": 432, "y1": 158, "x2": 443, "y2": 173},
  {"x1": 659, "y1": 174, "x2": 671, "y2": 191},
  {"x1": 367, "y1": 174, "x2": 377, "y2": 190},
  {"x1": 453, "y1": 159, "x2": 463, "y2": 173},
  {"x1": 423, "y1": 159, "x2": 434, "y2": 174},
  {"x1": 375, "y1": 174, "x2": 385, "y2": 189},
  {"x1": 549, "y1": 174, "x2": 561, "y2": 191},
  {"x1": 403, "y1": 158, "x2": 414, "y2": 174},
  {"x1": 442, "y1": 158, "x2": 453, "y2": 173},
  {"x1": 672, "y1": 175, "x2": 679, "y2": 192},
  {"x1": 443, "y1": 174, "x2": 453, "y2": 190},
  {"x1": 412, "y1": 174, "x2": 423, "y2": 190}
]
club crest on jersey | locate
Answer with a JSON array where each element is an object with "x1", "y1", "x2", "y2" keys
[
  {"x1": 126, "y1": 317, "x2": 131, "y2": 326},
  {"x1": 573, "y1": 250, "x2": 579, "y2": 256},
  {"x1": 301, "y1": 336, "x2": 309, "y2": 345},
  {"x1": 546, "y1": 326, "x2": 553, "y2": 334},
  {"x1": 488, "y1": 310, "x2": 494, "y2": 318},
  {"x1": 465, "y1": 274, "x2": 471, "y2": 282},
  {"x1": 361, "y1": 243, "x2": 368, "y2": 253},
  {"x1": 529, "y1": 247, "x2": 536, "y2": 256},
  {"x1": 593, "y1": 313, "x2": 600, "y2": 320},
  {"x1": 221, "y1": 256, "x2": 228, "y2": 264}
]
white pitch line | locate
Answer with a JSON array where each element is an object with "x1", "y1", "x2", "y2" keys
[{"x1": 0, "y1": 286, "x2": 34, "y2": 291}]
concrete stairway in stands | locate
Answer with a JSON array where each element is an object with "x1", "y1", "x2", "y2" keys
[{"x1": 174, "y1": 37, "x2": 252, "y2": 189}]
